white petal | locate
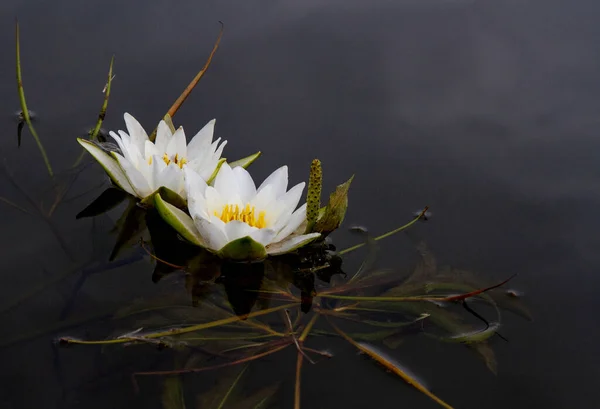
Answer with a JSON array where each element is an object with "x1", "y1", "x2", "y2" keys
[
  {"x1": 155, "y1": 120, "x2": 172, "y2": 153},
  {"x1": 124, "y1": 113, "x2": 149, "y2": 150},
  {"x1": 257, "y1": 165, "x2": 288, "y2": 198},
  {"x1": 271, "y1": 182, "x2": 305, "y2": 226},
  {"x1": 213, "y1": 163, "x2": 239, "y2": 202},
  {"x1": 251, "y1": 184, "x2": 276, "y2": 212},
  {"x1": 273, "y1": 203, "x2": 307, "y2": 243},
  {"x1": 110, "y1": 131, "x2": 133, "y2": 163},
  {"x1": 111, "y1": 152, "x2": 152, "y2": 198},
  {"x1": 194, "y1": 217, "x2": 229, "y2": 251},
  {"x1": 231, "y1": 166, "x2": 256, "y2": 203},
  {"x1": 77, "y1": 138, "x2": 136, "y2": 196},
  {"x1": 266, "y1": 233, "x2": 321, "y2": 255},
  {"x1": 184, "y1": 167, "x2": 208, "y2": 199},
  {"x1": 166, "y1": 127, "x2": 187, "y2": 158},
  {"x1": 223, "y1": 220, "x2": 256, "y2": 242},
  {"x1": 144, "y1": 140, "x2": 159, "y2": 160},
  {"x1": 156, "y1": 163, "x2": 184, "y2": 196},
  {"x1": 250, "y1": 228, "x2": 278, "y2": 246},
  {"x1": 205, "y1": 186, "x2": 226, "y2": 215},
  {"x1": 187, "y1": 119, "x2": 215, "y2": 158},
  {"x1": 150, "y1": 154, "x2": 167, "y2": 190}
]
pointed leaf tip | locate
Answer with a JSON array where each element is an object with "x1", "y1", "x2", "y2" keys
[{"x1": 313, "y1": 174, "x2": 354, "y2": 235}]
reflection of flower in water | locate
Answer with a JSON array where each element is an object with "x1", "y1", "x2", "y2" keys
[{"x1": 78, "y1": 113, "x2": 226, "y2": 200}]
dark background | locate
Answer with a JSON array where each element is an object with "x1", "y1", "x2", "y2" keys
[{"x1": 0, "y1": 0, "x2": 599, "y2": 408}]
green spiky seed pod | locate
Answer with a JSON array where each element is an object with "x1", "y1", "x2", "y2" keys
[{"x1": 305, "y1": 159, "x2": 322, "y2": 233}]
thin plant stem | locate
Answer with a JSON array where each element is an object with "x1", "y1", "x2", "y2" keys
[
  {"x1": 328, "y1": 318, "x2": 455, "y2": 409},
  {"x1": 338, "y1": 206, "x2": 429, "y2": 255},
  {"x1": 15, "y1": 20, "x2": 53, "y2": 178},
  {"x1": 73, "y1": 56, "x2": 115, "y2": 167},
  {"x1": 149, "y1": 22, "x2": 224, "y2": 141},
  {"x1": 59, "y1": 302, "x2": 299, "y2": 345}
]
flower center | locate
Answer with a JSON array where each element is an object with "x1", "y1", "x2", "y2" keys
[
  {"x1": 148, "y1": 153, "x2": 187, "y2": 169},
  {"x1": 215, "y1": 204, "x2": 266, "y2": 229}
]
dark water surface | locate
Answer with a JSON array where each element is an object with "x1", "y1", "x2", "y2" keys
[{"x1": 1, "y1": 0, "x2": 599, "y2": 408}]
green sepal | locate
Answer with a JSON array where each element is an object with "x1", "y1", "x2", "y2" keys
[
  {"x1": 217, "y1": 236, "x2": 267, "y2": 262},
  {"x1": 140, "y1": 186, "x2": 186, "y2": 209},
  {"x1": 228, "y1": 151, "x2": 262, "y2": 169},
  {"x1": 154, "y1": 193, "x2": 203, "y2": 246}
]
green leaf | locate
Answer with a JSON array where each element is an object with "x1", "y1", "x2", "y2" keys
[
  {"x1": 162, "y1": 376, "x2": 187, "y2": 409},
  {"x1": 15, "y1": 21, "x2": 53, "y2": 177},
  {"x1": 155, "y1": 193, "x2": 203, "y2": 246},
  {"x1": 76, "y1": 187, "x2": 128, "y2": 219},
  {"x1": 141, "y1": 186, "x2": 186, "y2": 209},
  {"x1": 217, "y1": 237, "x2": 267, "y2": 262},
  {"x1": 305, "y1": 159, "x2": 322, "y2": 233},
  {"x1": 77, "y1": 138, "x2": 136, "y2": 195},
  {"x1": 313, "y1": 175, "x2": 354, "y2": 235},
  {"x1": 228, "y1": 151, "x2": 261, "y2": 169}
]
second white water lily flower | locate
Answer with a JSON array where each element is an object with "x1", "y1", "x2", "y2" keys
[
  {"x1": 155, "y1": 163, "x2": 321, "y2": 261},
  {"x1": 78, "y1": 113, "x2": 226, "y2": 200}
]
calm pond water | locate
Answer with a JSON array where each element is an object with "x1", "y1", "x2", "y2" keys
[{"x1": 1, "y1": 0, "x2": 599, "y2": 408}]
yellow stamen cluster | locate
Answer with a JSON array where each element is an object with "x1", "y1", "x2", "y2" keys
[
  {"x1": 162, "y1": 153, "x2": 188, "y2": 169},
  {"x1": 215, "y1": 204, "x2": 266, "y2": 229}
]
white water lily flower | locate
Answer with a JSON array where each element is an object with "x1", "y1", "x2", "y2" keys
[
  {"x1": 77, "y1": 113, "x2": 226, "y2": 200},
  {"x1": 155, "y1": 163, "x2": 321, "y2": 261}
]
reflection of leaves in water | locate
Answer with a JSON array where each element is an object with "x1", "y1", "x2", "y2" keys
[
  {"x1": 76, "y1": 187, "x2": 128, "y2": 219},
  {"x1": 54, "y1": 233, "x2": 530, "y2": 409}
]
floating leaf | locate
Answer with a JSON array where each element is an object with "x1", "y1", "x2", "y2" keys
[{"x1": 313, "y1": 175, "x2": 354, "y2": 235}]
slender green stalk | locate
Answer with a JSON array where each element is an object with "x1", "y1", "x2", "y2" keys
[
  {"x1": 338, "y1": 206, "x2": 429, "y2": 255},
  {"x1": 59, "y1": 302, "x2": 298, "y2": 345},
  {"x1": 216, "y1": 365, "x2": 248, "y2": 409},
  {"x1": 73, "y1": 55, "x2": 115, "y2": 167},
  {"x1": 15, "y1": 20, "x2": 53, "y2": 177}
]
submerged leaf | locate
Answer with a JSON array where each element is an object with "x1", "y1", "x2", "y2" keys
[
  {"x1": 162, "y1": 376, "x2": 187, "y2": 409},
  {"x1": 196, "y1": 365, "x2": 247, "y2": 409}
]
